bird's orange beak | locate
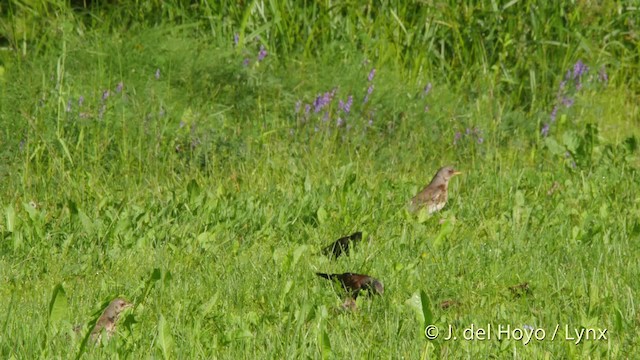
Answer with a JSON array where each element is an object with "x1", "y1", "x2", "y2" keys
[{"x1": 453, "y1": 171, "x2": 462, "y2": 176}]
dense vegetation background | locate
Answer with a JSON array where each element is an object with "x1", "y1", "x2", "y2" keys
[{"x1": 1, "y1": 0, "x2": 639, "y2": 358}]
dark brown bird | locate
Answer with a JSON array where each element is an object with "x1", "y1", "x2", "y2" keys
[
  {"x1": 90, "y1": 298, "x2": 133, "y2": 343},
  {"x1": 409, "y1": 166, "x2": 461, "y2": 214},
  {"x1": 316, "y1": 272, "x2": 384, "y2": 299},
  {"x1": 321, "y1": 231, "x2": 363, "y2": 259}
]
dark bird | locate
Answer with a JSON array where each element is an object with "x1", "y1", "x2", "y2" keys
[
  {"x1": 321, "y1": 231, "x2": 363, "y2": 259},
  {"x1": 316, "y1": 272, "x2": 384, "y2": 299},
  {"x1": 409, "y1": 166, "x2": 461, "y2": 214}
]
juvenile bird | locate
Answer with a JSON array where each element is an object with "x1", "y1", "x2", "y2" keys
[
  {"x1": 409, "y1": 166, "x2": 461, "y2": 214},
  {"x1": 316, "y1": 272, "x2": 384, "y2": 299},
  {"x1": 321, "y1": 231, "x2": 363, "y2": 259},
  {"x1": 90, "y1": 298, "x2": 133, "y2": 344}
]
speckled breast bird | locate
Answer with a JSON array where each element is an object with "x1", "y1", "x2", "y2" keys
[
  {"x1": 321, "y1": 231, "x2": 363, "y2": 259},
  {"x1": 90, "y1": 298, "x2": 133, "y2": 343},
  {"x1": 408, "y1": 166, "x2": 461, "y2": 214},
  {"x1": 315, "y1": 272, "x2": 384, "y2": 299}
]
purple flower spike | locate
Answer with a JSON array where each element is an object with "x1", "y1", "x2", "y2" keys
[
  {"x1": 102, "y1": 90, "x2": 110, "y2": 101},
  {"x1": 66, "y1": 100, "x2": 72, "y2": 112},
  {"x1": 344, "y1": 95, "x2": 353, "y2": 114},
  {"x1": 367, "y1": 84, "x2": 374, "y2": 94},
  {"x1": 423, "y1": 83, "x2": 432, "y2": 96},
  {"x1": 78, "y1": 95, "x2": 85, "y2": 107},
  {"x1": 234, "y1": 33, "x2": 239, "y2": 46},
  {"x1": 550, "y1": 105, "x2": 559, "y2": 122},
  {"x1": 257, "y1": 45, "x2": 267, "y2": 61},
  {"x1": 368, "y1": 68, "x2": 376, "y2": 82},
  {"x1": 599, "y1": 66, "x2": 608, "y2": 83},
  {"x1": 573, "y1": 60, "x2": 588, "y2": 79},
  {"x1": 541, "y1": 123, "x2": 550, "y2": 137},
  {"x1": 155, "y1": 68, "x2": 161, "y2": 80},
  {"x1": 477, "y1": 137, "x2": 484, "y2": 144},
  {"x1": 243, "y1": 58, "x2": 250, "y2": 66},
  {"x1": 116, "y1": 82, "x2": 124, "y2": 93},
  {"x1": 453, "y1": 132, "x2": 462, "y2": 144},
  {"x1": 562, "y1": 97, "x2": 574, "y2": 108},
  {"x1": 304, "y1": 104, "x2": 311, "y2": 115}
]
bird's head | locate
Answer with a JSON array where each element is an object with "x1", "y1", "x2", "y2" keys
[
  {"x1": 436, "y1": 166, "x2": 461, "y2": 182},
  {"x1": 109, "y1": 298, "x2": 133, "y2": 314},
  {"x1": 370, "y1": 279, "x2": 384, "y2": 296}
]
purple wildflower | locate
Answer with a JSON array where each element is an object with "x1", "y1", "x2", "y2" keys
[
  {"x1": 562, "y1": 97, "x2": 574, "y2": 108},
  {"x1": 66, "y1": 100, "x2": 72, "y2": 112},
  {"x1": 257, "y1": 45, "x2": 267, "y2": 61},
  {"x1": 78, "y1": 95, "x2": 85, "y2": 107},
  {"x1": 243, "y1": 58, "x2": 250, "y2": 66},
  {"x1": 541, "y1": 123, "x2": 550, "y2": 137},
  {"x1": 550, "y1": 105, "x2": 559, "y2": 122},
  {"x1": 234, "y1": 33, "x2": 239, "y2": 46},
  {"x1": 155, "y1": 68, "x2": 161, "y2": 80},
  {"x1": 559, "y1": 80, "x2": 566, "y2": 91},
  {"x1": 423, "y1": 83, "x2": 432, "y2": 96},
  {"x1": 339, "y1": 99, "x2": 345, "y2": 111},
  {"x1": 19, "y1": 139, "x2": 26, "y2": 152},
  {"x1": 598, "y1": 66, "x2": 608, "y2": 84},
  {"x1": 98, "y1": 104, "x2": 106, "y2": 119},
  {"x1": 363, "y1": 84, "x2": 374, "y2": 104},
  {"x1": 477, "y1": 137, "x2": 484, "y2": 144},
  {"x1": 343, "y1": 95, "x2": 353, "y2": 114},
  {"x1": 102, "y1": 90, "x2": 110, "y2": 101},
  {"x1": 304, "y1": 104, "x2": 311, "y2": 116},
  {"x1": 368, "y1": 68, "x2": 376, "y2": 82},
  {"x1": 453, "y1": 131, "x2": 462, "y2": 145},
  {"x1": 573, "y1": 60, "x2": 588, "y2": 80},
  {"x1": 116, "y1": 82, "x2": 124, "y2": 93}
]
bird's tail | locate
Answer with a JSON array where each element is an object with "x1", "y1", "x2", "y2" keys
[{"x1": 315, "y1": 272, "x2": 334, "y2": 280}]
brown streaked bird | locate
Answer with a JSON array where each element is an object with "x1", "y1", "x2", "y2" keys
[
  {"x1": 409, "y1": 166, "x2": 461, "y2": 214},
  {"x1": 90, "y1": 298, "x2": 133, "y2": 344},
  {"x1": 321, "y1": 231, "x2": 363, "y2": 259},
  {"x1": 316, "y1": 272, "x2": 384, "y2": 299}
]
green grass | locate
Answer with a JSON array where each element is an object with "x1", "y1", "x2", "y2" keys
[{"x1": 1, "y1": 1, "x2": 639, "y2": 358}]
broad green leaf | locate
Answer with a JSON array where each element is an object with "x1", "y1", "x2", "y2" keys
[
  {"x1": 48, "y1": 284, "x2": 68, "y2": 328},
  {"x1": 317, "y1": 206, "x2": 327, "y2": 224},
  {"x1": 291, "y1": 245, "x2": 308, "y2": 267},
  {"x1": 405, "y1": 292, "x2": 424, "y2": 323},
  {"x1": 544, "y1": 137, "x2": 565, "y2": 156},
  {"x1": 6, "y1": 205, "x2": 15, "y2": 232},
  {"x1": 157, "y1": 314, "x2": 174, "y2": 360},
  {"x1": 420, "y1": 290, "x2": 433, "y2": 326},
  {"x1": 319, "y1": 328, "x2": 332, "y2": 359}
]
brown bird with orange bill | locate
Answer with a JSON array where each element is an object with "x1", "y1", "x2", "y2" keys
[
  {"x1": 409, "y1": 166, "x2": 461, "y2": 214},
  {"x1": 90, "y1": 297, "x2": 133, "y2": 344},
  {"x1": 321, "y1": 231, "x2": 363, "y2": 259},
  {"x1": 316, "y1": 272, "x2": 384, "y2": 299}
]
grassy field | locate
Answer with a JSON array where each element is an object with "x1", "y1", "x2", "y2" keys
[{"x1": 1, "y1": 1, "x2": 639, "y2": 358}]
